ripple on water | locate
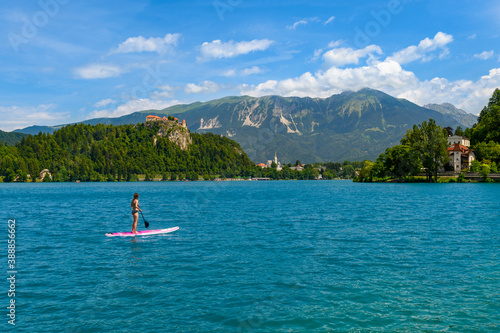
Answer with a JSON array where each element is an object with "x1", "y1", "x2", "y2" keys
[{"x1": 2, "y1": 181, "x2": 499, "y2": 332}]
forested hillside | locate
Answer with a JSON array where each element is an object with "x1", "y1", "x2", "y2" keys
[
  {"x1": 0, "y1": 122, "x2": 256, "y2": 182},
  {"x1": 0, "y1": 130, "x2": 28, "y2": 146}
]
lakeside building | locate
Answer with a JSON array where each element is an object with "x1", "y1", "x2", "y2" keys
[
  {"x1": 257, "y1": 152, "x2": 283, "y2": 171},
  {"x1": 290, "y1": 165, "x2": 304, "y2": 171},
  {"x1": 266, "y1": 152, "x2": 282, "y2": 171},
  {"x1": 447, "y1": 135, "x2": 470, "y2": 147},
  {"x1": 446, "y1": 136, "x2": 475, "y2": 172},
  {"x1": 146, "y1": 115, "x2": 187, "y2": 128},
  {"x1": 40, "y1": 169, "x2": 52, "y2": 180}
]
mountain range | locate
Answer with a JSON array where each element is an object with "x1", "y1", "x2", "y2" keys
[
  {"x1": 423, "y1": 103, "x2": 477, "y2": 128},
  {"x1": 9, "y1": 88, "x2": 477, "y2": 163}
]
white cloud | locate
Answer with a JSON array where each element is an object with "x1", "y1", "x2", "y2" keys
[
  {"x1": 222, "y1": 66, "x2": 265, "y2": 77},
  {"x1": 150, "y1": 85, "x2": 176, "y2": 99},
  {"x1": 89, "y1": 99, "x2": 180, "y2": 119},
  {"x1": 240, "y1": 32, "x2": 500, "y2": 114},
  {"x1": 112, "y1": 33, "x2": 181, "y2": 54},
  {"x1": 325, "y1": 16, "x2": 335, "y2": 25},
  {"x1": 184, "y1": 81, "x2": 221, "y2": 94},
  {"x1": 323, "y1": 45, "x2": 383, "y2": 67},
  {"x1": 467, "y1": 33, "x2": 477, "y2": 40},
  {"x1": 222, "y1": 69, "x2": 237, "y2": 77},
  {"x1": 0, "y1": 104, "x2": 69, "y2": 131},
  {"x1": 199, "y1": 39, "x2": 273, "y2": 61},
  {"x1": 388, "y1": 32, "x2": 453, "y2": 64},
  {"x1": 94, "y1": 98, "x2": 115, "y2": 108},
  {"x1": 241, "y1": 66, "x2": 265, "y2": 75},
  {"x1": 311, "y1": 49, "x2": 323, "y2": 62},
  {"x1": 328, "y1": 40, "x2": 344, "y2": 48},
  {"x1": 287, "y1": 19, "x2": 309, "y2": 30},
  {"x1": 74, "y1": 64, "x2": 126, "y2": 79},
  {"x1": 474, "y1": 50, "x2": 494, "y2": 60},
  {"x1": 241, "y1": 59, "x2": 417, "y2": 98},
  {"x1": 287, "y1": 17, "x2": 333, "y2": 29}
]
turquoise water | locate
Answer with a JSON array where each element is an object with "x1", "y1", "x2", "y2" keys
[{"x1": 3, "y1": 181, "x2": 499, "y2": 332}]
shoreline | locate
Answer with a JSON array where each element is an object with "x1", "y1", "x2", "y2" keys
[
  {"x1": 0, "y1": 177, "x2": 356, "y2": 184},
  {"x1": 354, "y1": 173, "x2": 500, "y2": 183}
]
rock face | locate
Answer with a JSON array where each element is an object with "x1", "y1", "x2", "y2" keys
[
  {"x1": 424, "y1": 103, "x2": 478, "y2": 128},
  {"x1": 150, "y1": 120, "x2": 192, "y2": 151},
  {"x1": 153, "y1": 89, "x2": 464, "y2": 163},
  {"x1": 13, "y1": 89, "x2": 474, "y2": 162}
]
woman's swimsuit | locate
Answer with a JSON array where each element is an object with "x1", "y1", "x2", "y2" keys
[{"x1": 132, "y1": 209, "x2": 139, "y2": 214}]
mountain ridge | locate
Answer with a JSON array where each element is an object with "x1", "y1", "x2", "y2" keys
[
  {"x1": 11, "y1": 89, "x2": 475, "y2": 162},
  {"x1": 423, "y1": 102, "x2": 477, "y2": 128}
]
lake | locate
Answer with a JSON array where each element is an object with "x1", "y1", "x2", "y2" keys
[{"x1": 3, "y1": 181, "x2": 499, "y2": 332}]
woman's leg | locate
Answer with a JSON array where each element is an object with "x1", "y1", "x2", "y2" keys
[{"x1": 132, "y1": 213, "x2": 138, "y2": 233}]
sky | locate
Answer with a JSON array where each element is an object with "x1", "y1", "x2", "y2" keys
[{"x1": 1, "y1": 0, "x2": 500, "y2": 131}]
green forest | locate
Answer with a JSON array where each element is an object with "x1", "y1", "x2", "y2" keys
[
  {"x1": 0, "y1": 121, "x2": 363, "y2": 182},
  {"x1": 356, "y1": 89, "x2": 500, "y2": 182},
  {"x1": 0, "y1": 122, "x2": 256, "y2": 182}
]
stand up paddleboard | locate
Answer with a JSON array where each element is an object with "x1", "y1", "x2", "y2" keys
[{"x1": 106, "y1": 226, "x2": 179, "y2": 237}]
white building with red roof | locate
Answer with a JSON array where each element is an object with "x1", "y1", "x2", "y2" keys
[{"x1": 447, "y1": 142, "x2": 475, "y2": 172}]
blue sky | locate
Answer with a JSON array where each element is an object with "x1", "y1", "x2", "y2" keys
[{"x1": 1, "y1": 0, "x2": 500, "y2": 131}]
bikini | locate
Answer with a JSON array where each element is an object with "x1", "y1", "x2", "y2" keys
[{"x1": 132, "y1": 209, "x2": 139, "y2": 215}]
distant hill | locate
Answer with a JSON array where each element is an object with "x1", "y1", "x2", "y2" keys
[
  {"x1": 13, "y1": 89, "x2": 464, "y2": 162},
  {"x1": 0, "y1": 130, "x2": 28, "y2": 145},
  {"x1": 424, "y1": 103, "x2": 477, "y2": 128},
  {"x1": 12, "y1": 125, "x2": 63, "y2": 136}
]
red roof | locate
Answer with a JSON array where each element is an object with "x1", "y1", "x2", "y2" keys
[
  {"x1": 146, "y1": 115, "x2": 161, "y2": 119},
  {"x1": 448, "y1": 144, "x2": 473, "y2": 156}
]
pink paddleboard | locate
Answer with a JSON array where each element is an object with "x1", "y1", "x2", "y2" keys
[{"x1": 106, "y1": 226, "x2": 179, "y2": 237}]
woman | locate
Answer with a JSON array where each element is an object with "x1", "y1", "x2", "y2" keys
[{"x1": 131, "y1": 193, "x2": 142, "y2": 233}]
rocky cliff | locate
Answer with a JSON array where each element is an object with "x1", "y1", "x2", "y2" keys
[{"x1": 149, "y1": 119, "x2": 192, "y2": 151}]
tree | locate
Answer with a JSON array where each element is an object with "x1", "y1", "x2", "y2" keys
[
  {"x1": 478, "y1": 88, "x2": 500, "y2": 122},
  {"x1": 454, "y1": 126, "x2": 465, "y2": 136},
  {"x1": 473, "y1": 141, "x2": 500, "y2": 164},
  {"x1": 472, "y1": 89, "x2": 500, "y2": 144},
  {"x1": 491, "y1": 162, "x2": 498, "y2": 173},
  {"x1": 384, "y1": 145, "x2": 422, "y2": 180},
  {"x1": 3, "y1": 169, "x2": 16, "y2": 182},
  {"x1": 341, "y1": 165, "x2": 355, "y2": 178},
  {"x1": 401, "y1": 119, "x2": 449, "y2": 182},
  {"x1": 358, "y1": 160, "x2": 374, "y2": 182},
  {"x1": 470, "y1": 159, "x2": 480, "y2": 172},
  {"x1": 186, "y1": 171, "x2": 199, "y2": 181},
  {"x1": 479, "y1": 163, "x2": 491, "y2": 180},
  {"x1": 43, "y1": 172, "x2": 52, "y2": 182},
  {"x1": 16, "y1": 169, "x2": 28, "y2": 182},
  {"x1": 370, "y1": 154, "x2": 387, "y2": 180}
]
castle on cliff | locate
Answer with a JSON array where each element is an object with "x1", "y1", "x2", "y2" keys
[{"x1": 146, "y1": 115, "x2": 187, "y2": 128}]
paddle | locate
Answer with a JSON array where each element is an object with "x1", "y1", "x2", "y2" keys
[{"x1": 139, "y1": 208, "x2": 150, "y2": 228}]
